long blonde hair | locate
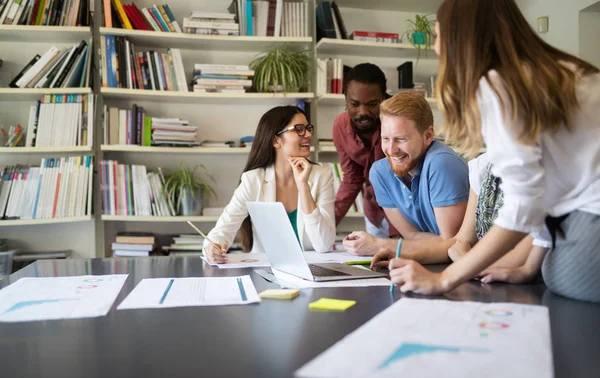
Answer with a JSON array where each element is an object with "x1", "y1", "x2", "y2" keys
[{"x1": 436, "y1": 0, "x2": 599, "y2": 158}]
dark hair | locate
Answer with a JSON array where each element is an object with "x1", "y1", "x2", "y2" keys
[
  {"x1": 342, "y1": 63, "x2": 388, "y2": 98},
  {"x1": 239, "y1": 105, "x2": 308, "y2": 252}
]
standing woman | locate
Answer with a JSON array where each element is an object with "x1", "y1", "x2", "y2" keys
[
  {"x1": 388, "y1": 0, "x2": 600, "y2": 302},
  {"x1": 202, "y1": 106, "x2": 335, "y2": 263}
]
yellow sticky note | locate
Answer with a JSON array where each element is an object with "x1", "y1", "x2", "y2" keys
[
  {"x1": 309, "y1": 298, "x2": 356, "y2": 311},
  {"x1": 259, "y1": 289, "x2": 300, "y2": 300}
]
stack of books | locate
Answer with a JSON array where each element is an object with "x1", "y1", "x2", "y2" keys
[
  {"x1": 239, "y1": 136, "x2": 253, "y2": 148},
  {"x1": 316, "y1": 58, "x2": 343, "y2": 95},
  {"x1": 23, "y1": 94, "x2": 94, "y2": 147},
  {"x1": 0, "y1": 0, "x2": 90, "y2": 26},
  {"x1": 151, "y1": 118, "x2": 198, "y2": 147},
  {"x1": 10, "y1": 42, "x2": 92, "y2": 89},
  {"x1": 200, "y1": 140, "x2": 234, "y2": 148},
  {"x1": 324, "y1": 162, "x2": 364, "y2": 214},
  {"x1": 163, "y1": 234, "x2": 204, "y2": 257},
  {"x1": 99, "y1": 161, "x2": 175, "y2": 217},
  {"x1": 103, "y1": 1, "x2": 181, "y2": 32},
  {"x1": 318, "y1": 139, "x2": 334, "y2": 148},
  {"x1": 100, "y1": 36, "x2": 187, "y2": 92},
  {"x1": 183, "y1": 11, "x2": 239, "y2": 36},
  {"x1": 112, "y1": 232, "x2": 155, "y2": 257},
  {"x1": 192, "y1": 64, "x2": 253, "y2": 93},
  {"x1": 0, "y1": 156, "x2": 94, "y2": 220}
]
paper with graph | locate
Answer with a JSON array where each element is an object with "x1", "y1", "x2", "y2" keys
[
  {"x1": 117, "y1": 276, "x2": 260, "y2": 309},
  {"x1": 0, "y1": 275, "x2": 128, "y2": 322},
  {"x1": 296, "y1": 298, "x2": 553, "y2": 378}
]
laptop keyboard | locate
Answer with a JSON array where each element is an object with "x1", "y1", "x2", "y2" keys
[{"x1": 309, "y1": 264, "x2": 350, "y2": 277}]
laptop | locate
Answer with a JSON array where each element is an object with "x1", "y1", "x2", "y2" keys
[{"x1": 246, "y1": 202, "x2": 385, "y2": 282}]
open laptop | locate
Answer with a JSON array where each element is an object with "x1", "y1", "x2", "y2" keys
[{"x1": 246, "y1": 202, "x2": 385, "y2": 282}]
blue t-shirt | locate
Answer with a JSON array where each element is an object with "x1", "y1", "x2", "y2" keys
[{"x1": 369, "y1": 141, "x2": 469, "y2": 235}]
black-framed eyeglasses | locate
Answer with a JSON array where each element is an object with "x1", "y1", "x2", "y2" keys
[{"x1": 277, "y1": 123, "x2": 315, "y2": 137}]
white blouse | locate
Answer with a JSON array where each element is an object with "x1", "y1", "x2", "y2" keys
[{"x1": 478, "y1": 69, "x2": 600, "y2": 244}]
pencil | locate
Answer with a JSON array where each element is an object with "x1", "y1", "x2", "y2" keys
[
  {"x1": 186, "y1": 221, "x2": 220, "y2": 250},
  {"x1": 389, "y1": 239, "x2": 403, "y2": 293}
]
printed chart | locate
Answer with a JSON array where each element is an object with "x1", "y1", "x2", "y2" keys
[
  {"x1": 0, "y1": 275, "x2": 128, "y2": 322},
  {"x1": 296, "y1": 298, "x2": 553, "y2": 378}
]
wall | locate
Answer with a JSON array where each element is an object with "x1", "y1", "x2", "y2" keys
[
  {"x1": 516, "y1": 0, "x2": 599, "y2": 55},
  {"x1": 579, "y1": 5, "x2": 600, "y2": 68}
]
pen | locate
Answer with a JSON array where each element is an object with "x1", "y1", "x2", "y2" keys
[
  {"x1": 390, "y1": 239, "x2": 403, "y2": 293},
  {"x1": 346, "y1": 260, "x2": 372, "y2": 266},
  {"x1": 186, "y1": 221, "x2": 221, "y2": 250}
]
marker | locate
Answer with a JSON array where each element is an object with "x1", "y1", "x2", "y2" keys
[
  {"x1": 346, "y1": 260, "x2": 372, "y2": 266},
  {"x1": 390, "y1": 239, "x2": 403, "y2": 293}
]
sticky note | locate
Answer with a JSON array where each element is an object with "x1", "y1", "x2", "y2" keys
[
  {"x1": 309, "y1": 298, "x2": 356, "y2": 311},
  {"x1": 259, "y1": 289, "x2": 300, "y2": 300}
]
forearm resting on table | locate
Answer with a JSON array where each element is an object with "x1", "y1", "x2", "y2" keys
[
  {"x1": 376, "y1": 236, "x2": 454, "y2": 264},
  {"x1": 441, "y1": 226, "x2": 527, "y2": 290}
]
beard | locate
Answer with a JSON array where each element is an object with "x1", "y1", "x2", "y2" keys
[
  {"x1": 351, "y1": 115, "x2": 379, "y2": 134},
  {"x1": 386, "y1": 152, "x2": 424, "y2": 177}
]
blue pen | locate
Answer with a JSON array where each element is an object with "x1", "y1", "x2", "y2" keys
[{"x1": 389, "y1": 239, "x2": 403, "y2": 293}]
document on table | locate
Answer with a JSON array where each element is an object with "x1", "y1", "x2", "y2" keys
[
  {"x1": 202, "y1": 252, "x2": 371, "y2": 269},
  {"x1": 0, "y1": 275, "x2": 128, "y2": 322},
  {"x1": 272, "y1": 270, "x2": 390, "y2": 289},
  {"x1": 117, "y1": 276, "x2": 260, "y2": 309},
  {"x1": 296, "y1": 298, "x2": 553, "y2": 378}
]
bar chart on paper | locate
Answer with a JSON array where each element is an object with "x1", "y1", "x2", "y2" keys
[
  {"x1": 296, "y1": 298, "x2": 553, "y2": 378},
  {"x1": 117, "y1": 276, "x2": 261, "y2": 309},
  {"x1": 0, "y1": 275, "x2": 128, "y2": 322}
]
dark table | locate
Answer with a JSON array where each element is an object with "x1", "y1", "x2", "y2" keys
[{"x1": 1, "y1": 257, "x2": 599, "y2": 378}]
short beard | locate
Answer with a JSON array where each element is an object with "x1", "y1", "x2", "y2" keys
[{"x1": 386, "y1": 153, "x2": 424, "y2": 177}]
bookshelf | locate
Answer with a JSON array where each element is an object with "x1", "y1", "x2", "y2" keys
[
  {"x1": 0, "y1": 0, "x2": 442, "y2": 257},
  {"x1": 0, "y1": 216, "x2": 93, "y2": 227},
  {"x1": 0, "y1": 87, "x2": 92, "y2": 101},
  {"x1": 0, "y1": 25, "x2": 91, "y2": 43},
  {"x1": 317, "y1": 93, "x2": 438, "y2": 108},
  {"x1": 101, "y1": 88, "x2": 315, "y2": 104},
  {"x1": 316, "y1": 38, "x2": 432, "y2": 58},
  {"x1": 99, "y1": 27, "x2": 313, "y2": 51}
]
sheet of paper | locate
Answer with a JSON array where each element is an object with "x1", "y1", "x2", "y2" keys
[
  {"x1": 202, "y1": 252, "x2": 370, "y2": 269},
  {"x1": 296, "y1": 298, "x2": 553, "y2": 378},
  {"x1": 117, "y1": 276, "x2": 260, "y2": 309},
  {"x1": 0, "y1": 275, "x2": 128, "y2": 322},
  {"x1": 272, "y1": 270, "x2": 390, "y2": 289}
]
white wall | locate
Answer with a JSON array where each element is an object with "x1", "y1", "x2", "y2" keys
[
  {"x1": 516, "y1": 0, "x2": 599, "y2": 55},
  {"x1": 579, "y1": 8, "x2": 600, "y2": 68}
]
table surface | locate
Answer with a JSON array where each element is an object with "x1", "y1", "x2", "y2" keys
[{"x1": 1, "y1": 257, "x2": 599, "y2": 378}]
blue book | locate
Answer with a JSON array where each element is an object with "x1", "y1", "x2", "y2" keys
[
  {"x1": 156, "y1": 53, "x2": 167, "y2": 90},
  {"x1": 246, "y1": 0, "x2": 253, "y2": 36},
  {"x1": 150, "y1": 6, "x2": 170, "y2": 32}
]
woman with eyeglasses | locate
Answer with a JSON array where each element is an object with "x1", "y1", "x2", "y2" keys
[
  {"x1": 386, "y1": 0, "x2": 600, "y2": 303},
  {"x1": 202, "y1": 105, "x2": 335, "y2": 264}
]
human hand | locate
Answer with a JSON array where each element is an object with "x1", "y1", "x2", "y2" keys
[
  {"x1": 448, "y1": 239, "x2": 472, "y2": 263},
  {"x1": 389, "y1": 258, "x2": 449, "y2": 295},
  {"x1": 478, "y1": 266, "x2": 533, "y2": 284},
  {"x1": 204, "y1": 243, "x2": 229, "y2": 264},
  {"x1": 343, "y1": 231, "x2": 380, "y2": 256},
  {"x1": 370, "y1": 248, "x2": 396, "y2": 269},
  {"x1": 288, "y1": 157, "x2": 313, "y2": 186}
]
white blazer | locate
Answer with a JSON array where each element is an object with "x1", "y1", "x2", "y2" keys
[{"x1": 204, "y1": 164, "x2": 336, "y2": 253}]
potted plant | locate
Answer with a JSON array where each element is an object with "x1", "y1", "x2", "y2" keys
[
  {"x1": 403, "y1": 14, "x2": 436, "y2": 62},
  {"x1": 250, "y1": 44, "x2": 310, "y2": 93},
  {"x1": 163, "y1": 163, "x2": 216, "y2": 216}
]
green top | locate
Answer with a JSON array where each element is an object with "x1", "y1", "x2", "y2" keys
[{"x1": 287, "y1": 208, "x2": 300, "y2": 244}]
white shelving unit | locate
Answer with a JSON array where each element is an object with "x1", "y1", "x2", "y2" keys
[
  {"x1": 316, "y1": 38, "x2": 432, "y2": 58},
  {"x1": 101, "y1": 88, "x2": 315, "y2": 104},
  {"x1": 317, "y1": 93, "x2": 437, "y2": 108},
  {"x1": 0, "y1": 25, "x2": 91, "y2": 43},
  {"x1": 99, "y1": 27, "x2": 312, "y2": 51},
  {"x1": 0, "y1": 87, "x2": 92, "y2": 101},
  {"x1": 0, "y1": 146, "x2": 93, "y2": 154},
  {"x1": 0, "y1": 0, "x2": 442, "y2": 257},
  {"x1": 0, "y1": 216, "x2": 93, "y2": 227}
]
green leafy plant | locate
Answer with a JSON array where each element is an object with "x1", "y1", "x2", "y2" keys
[
  {"x1": 163, "y1": 163, "x2": 217, "y2": 213},
  {"x1": 250, "y1": 44, "x2": 309, "y2": 93},
  {"x1": 403, "y1": 14, "x2": 436, "y2": 62}
]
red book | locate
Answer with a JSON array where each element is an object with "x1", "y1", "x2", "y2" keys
[
  {"x1": 351, "y1": 31, "x2": 399, "y2": 39},
  {"x1": 129, "y1": 3, "x2": 151, "y2": 30}
]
